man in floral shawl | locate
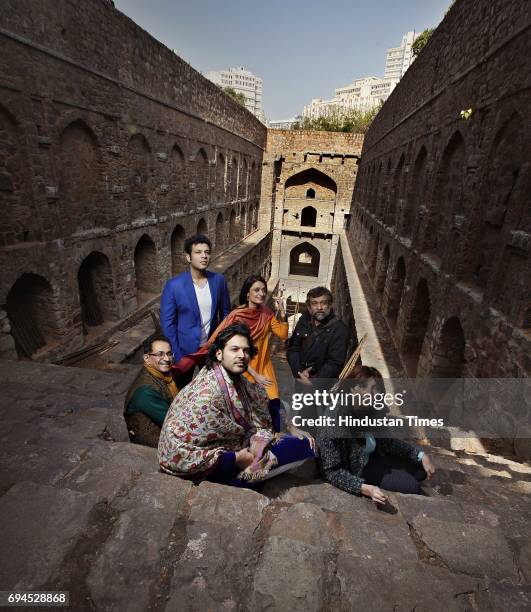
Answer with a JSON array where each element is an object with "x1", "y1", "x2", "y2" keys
[{"x1": 158, "y1": 323, "x2": 315, "y2": 486}]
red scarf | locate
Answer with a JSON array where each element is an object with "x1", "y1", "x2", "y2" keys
[{"x1": 172, "y1": 306, "x2": 273, "y2": 374}]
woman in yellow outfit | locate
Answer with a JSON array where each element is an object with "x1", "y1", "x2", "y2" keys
[
  {"x1": 174, "y1": 275, "x2": 287, "y2": 399},
  {"x1": 174, "y1": 275, "x2": 314, "y2": 440}
]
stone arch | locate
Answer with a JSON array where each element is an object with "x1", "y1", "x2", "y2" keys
[
  {"x1": 216, "y1": 153, "x2": 226, "y2": 202},
  {"x1": 170, "y1": 224, "x2": 186, "y2": 275},
  {"x1": 58, "y1": 119, "x2": 101, "y2": 231},
  {"x1": 230, "y1": 155, "x2": 238, "y2": 201},
  {"x1": 5, "y1": 273, "x2": 59, "y2": 358},
  {"x1": 229, "y1": 209, "x2": 237, "y2": 243},
  {"x1": 215, "y1": 212, "x2": 224, "y2": 250},
  {"x1": 289, "y1": 242, "x2": 320, "y2": 277},
  {"x1": 425, "y1": 131, "x2": 465, "y2": 259},
  {"x1": 77, "y1": 251, "x2": 117, "y2": 334},
  {"x1": 250, "y1": 160, "x2": 257, "y2": 198},
  {"x1": 197, "y1": 217, "x2": 207, "y2": 235},
  {"x1": 403, "y1": 146, "x2": 427, "y2": 237},
  {"x1": 241, "y1": 204, "x2": 248, "y2": 237},
  {"x1": 368, "y1": 232, "x2": 380, "y2": 279},
  {"x1": 301, "y1": 205, "x2": 317, "y2": 227},
  {"x1": 0, "y1": 103, "x2": 33, "y2": 244},
  {"x1": 386, "y1": 154, "x2": 404, "y2": 227},
  {"x1": 193, "y1": 148, "x2": 209, "y2": 206},
  {"x1": 400, "y1": 279, "x2": 430, "y2": 376},
  {"x1": 285, "y1": 168, "x2": 337, "y2": 199},
  {"x1": 170, "y1": 144, "x2": 186, "y2": 210},
  {"x1": 127, "y1": 133, "x2": 152, "y2": 218},
  {"x1": 473, "y1": 113, "x2": 524, "y2": 289},
  {"x1": 251, "y1": 202, "x2": 259, "y2": 231},
  {"x1": 370, "y1": 162, "x2": 381, "y2": 212},
  {"x1": 134, "y1": 234, "x2": 158, "y2": 299},
  {"x1": 375, "y1": 244, "x2": 390, "y2": 295},
  {"x1": 306, "y1": 188, "x2": 316, "y2": 199},
  {"x1": 428, "y1": 317, "x2": 466, "y2": 378},
  {"x1": 239, "y1": 158, "x2": 248, "y2": 200},
  {"x1": 384, "y1": 256, "x2": 406, "y2": 321}
]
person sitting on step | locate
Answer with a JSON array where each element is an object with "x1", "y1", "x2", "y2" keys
[
  {"x1": 158, "y1": 323, "x2": 316, "y2": 487},
  {"x1": 317, "y1": 365, "x2": 435, "y2": 505},
  {"x1": 124, "y1": 333, "x2": 178, "y2": 448}
]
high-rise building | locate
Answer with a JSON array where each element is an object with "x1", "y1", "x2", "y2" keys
[
  {"x1": 384, "y1": 31, "x2": 416, "y2": 80},
  {"x1": 301, "y1": 31, "x2": 417, "y2": 121},
  {"x1": 206, "y1": 66, "x2": 264, "y2": 122}
]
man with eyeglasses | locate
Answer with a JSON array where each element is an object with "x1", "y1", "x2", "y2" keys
[{"x1": 124, "y1": 333, "x2": 179, "y2": 447}]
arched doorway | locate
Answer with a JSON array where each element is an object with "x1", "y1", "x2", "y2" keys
[
  {"x1": 170, "y1": 224, "x2": 185, "y2": 275},
  {"x1": 400, "y1": 279, "x2": 430, "y2": 376},
  {"x1": 375, "y1": 244, "x2": 390, "y2": 296},
  {"x1": 78, "y1": 252, "x2": 116, "y2": 334},
  {"x1": 134, "y1": 235, "x2": 158, "y2": 300},
  {"x1": 301, "y1": 206, "x2": 317, "y2": 227},
  {"x1": 289, "y1": 242, "x2": 320, "y2": 277},
  {"x1": 229, "y1": 209, "x2": 237, "y2": 244},
  {"x1": 215, "y1": 212, "x2": 224, "y2": 250},
  {"x1": 429, "y1": 317, "x2": 466, "y2": 378},
  {"x1": 384, "y1": 257, "x2": 406, "y2": 321},
  {"x1": 197, "y1": 218, "x2": 207, "y2": 235},
  {"x1": 5, "y1": 274, "x2": 59, "y2": 358}
]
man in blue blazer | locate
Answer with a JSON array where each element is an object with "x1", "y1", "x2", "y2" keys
[{"x1": 160, "y1": 234, "x2": 231, "y2": 384}]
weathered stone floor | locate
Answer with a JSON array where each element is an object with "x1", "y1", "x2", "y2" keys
[{"x1": 0, "y1": 359, "x2": 530, "y2": 611}]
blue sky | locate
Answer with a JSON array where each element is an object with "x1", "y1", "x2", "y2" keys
[{"x1": 114, "y1": 0, "x2": 450, "y2": 119}]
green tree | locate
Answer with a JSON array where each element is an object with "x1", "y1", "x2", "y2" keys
[
  {"x1": 291, "y1": 103, "x2": 382, "y2": 134},
  {"x1": 223, "y1": 86, "x2": 247, "y2": 107},
  {"x1": 412, "y1": 28, "x2": 434, "y2": 57}
]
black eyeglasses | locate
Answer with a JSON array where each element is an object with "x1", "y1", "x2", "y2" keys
[{"x1": 148, "y1": 351, "x2": 174, "y2": 359}]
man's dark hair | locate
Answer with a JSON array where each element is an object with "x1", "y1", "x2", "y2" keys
[
  {"x1": 238, "y1": 275, "x2": 267, "y2": 306},
  {"x1": 206, "y1": 323, "x2": 258, "y2": 367},
  {"x1": 143, "y1": 333, "x2": 172, "y2": 355},
  {"x1": 306, "y1": 286, "x2": 333, "y2": 304},
  {"x1": 184, "y1": 234, "x2": 212, "y2": 255}
]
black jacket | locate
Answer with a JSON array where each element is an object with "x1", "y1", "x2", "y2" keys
[
  {"x1": 317, "y1": 436, "x2": 422, "y2": 495},
  {"x1": 287, "y1": 311, "x2": 348, "y2": 379}
]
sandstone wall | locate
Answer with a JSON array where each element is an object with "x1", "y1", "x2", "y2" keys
[
  {"x1": 262, "y1": 130, "x2": 363, "y2": 303},
  {"x1": 349, "y1": 0, "x2": 530, "y2": 378},
  {"x1": 0, "y1": 0, "x2": 266, "y2": 360}
]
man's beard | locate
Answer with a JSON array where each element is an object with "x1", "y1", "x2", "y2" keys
[{"x1": 313, "y1": 311, "x2": 329, "y2": 321}]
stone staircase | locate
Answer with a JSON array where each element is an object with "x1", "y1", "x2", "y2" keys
[{"x1": 0, "y1": 358, "x2": 529, "y2": 611}]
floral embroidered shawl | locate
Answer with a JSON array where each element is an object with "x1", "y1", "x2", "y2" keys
[{"x1": 158, "y1": 363, "x2": 275, "y2": 478}]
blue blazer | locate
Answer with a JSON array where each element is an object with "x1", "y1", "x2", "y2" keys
[{"x1": 160, "y1": 270, "x2": 231, "y2": 360}]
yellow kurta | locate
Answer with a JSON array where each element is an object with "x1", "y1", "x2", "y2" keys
[{"x1": 243, "y1": 316, "x2": 288, "y2": 400}]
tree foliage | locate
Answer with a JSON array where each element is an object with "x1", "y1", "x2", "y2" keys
[
  {"x1": 412, "y1": 28, "x2": 434, "y2": 57},
  {"x1": 223, "y1": 86, "x2": 247, "y2": 107},
  {"x1": 291, "y1": 103, "x2": 383, "y2": 134}
]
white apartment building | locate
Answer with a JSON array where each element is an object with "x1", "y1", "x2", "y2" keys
[
  {"x1": 302, "y1": 31, "x2": 416, "y2": 121},
  {"x1": 268, "y1": 118, "x2": 298, "y2": 130},
  {"x1": 303, "y1": 76, "x2": 397, "y2": 119},
  {"x1": 384, "y1": 31, "x2": 416, "y2": 80},
  {"x1": 206, "y1": 66, "x2": 264, "y2": 121}
]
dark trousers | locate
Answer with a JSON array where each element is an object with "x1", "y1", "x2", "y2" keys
[
  {"x1": 208, "y1": 436, "x2": 315, "y2": 488},
  {"x1": 361, "y1": 452, "x2": 426, "y2": 494}
]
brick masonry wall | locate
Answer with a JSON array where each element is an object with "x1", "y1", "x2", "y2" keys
[
  {"x1": 0, "y1": 0, "x2": 266, "y2": 360},
  {"x1": 348, "y1": 0, "x2": 531, "y2": 378},
  {"x1": 262, "y1": 130, "x2": 363, "y2": 300}
]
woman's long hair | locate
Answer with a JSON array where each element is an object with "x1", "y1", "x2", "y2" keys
[{"x1": 238, "y1": 275, "x2": 268, "y2": 307}]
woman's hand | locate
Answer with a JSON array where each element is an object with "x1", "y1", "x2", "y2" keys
[
  {"x1": 252, "y1": 372, "x2": 273, "y2": 387},
  {"x1": 421, "y1": 454, "x2": 435, "y2": 479},
  {"x1": 361, "y1": 483, "x2": 389, "y2": 505},
  {"x1": 273, "y1": 294, "x2": 286, "y2": 316},
  {"x1": 288, "y1": 424, "x2": 316, "y2": 452},
  {"x1": 235, "y1": 449, "x2": 254, "y2": 469}
]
